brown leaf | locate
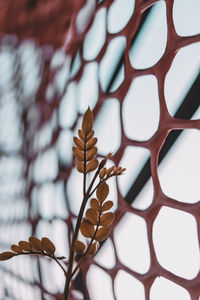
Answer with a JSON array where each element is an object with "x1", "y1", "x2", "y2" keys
[
  {"x1": 82, "y1": 107, "x2": 93, "y2": 136},
  {"x1": 116, "y1": 167, "x2": 126, "y2": 175},
  {"x1": 86, "y1": 147, "x2": 97, "y2": 161},
  {"x1": 106, "y1": 166, "x2": 115, "y2": 176},
  {"x1": 72, "y1": 146, "x2": 84, "y2": 161},
  {"x1": 0, "y1": 252, "x2": 15, "y2": 261},
  {"x1": 75, "y1": 159, "x2": 84, "y2": 173},
  {"x1": 113, "y1": 166, "x2": 121, "y2": 174},
  {"x1": 80, "y1": 219, "x2": 95, "y2": 238},
  {"x1": 99, "y1": 152, "x2": 112, "y2": 169},
  {"x1": 96, "y1": 182, "x2": 109, "y2": 203},
  {"x1": 18, "y1": 241, "x2": 32, "y2": 251},
  {"x1": 86, "y1": 208, "x2": 98, "y2": 225},
  {"x1": 86, "y1": 138, "x2": 97, "y2": 150},
  {"x1": 86, "y1": 159, "x2": 98, "y2": 172},
  {"x1": 87, "y1": 242, "x2": 99, "y2": 256},
  {"x1": 100, "y1": 212, "x2": 115, "y2": 226},
  {"x1": 78, "y1": 129, "x2": 85, "y2": 141},
  {"x1": 29, "y1": 236, "x2": 43, "y2": 252},
  {"x1": 73, "y1": 137, "x2": 84, "y2": 150},
  {"x1": 41, "y1": 237, "x2": 56, "y2": 255},
  {"x1": 11, "y1": 245, "x2": 23, "y2": 253},
  {"x1": 95, "y1": 227, "x2": 111, "y2": 242},
  {"x1": 102, "y1": 201, "x2": 114, "y2": 212},
  {"x1": 99, "y1": 167, "x2": 106, "y2": 179},
  {"x1": 90, "y1": 198, "x2": 100, "y2": 211},
  {"x1": 74, "y1": 240, "x2": 86, "y2": 255},
  {"x1": 86, "y1": 130, "x2": 94, "y2": 141}
]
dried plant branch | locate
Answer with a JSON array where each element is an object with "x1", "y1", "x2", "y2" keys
[{"x1": 0, "y1": 107, "x2": 125, "y2": 300}]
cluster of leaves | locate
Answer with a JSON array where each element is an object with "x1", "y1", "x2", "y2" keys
[
  {"x1": 74, "y1": 181, "x2": 114, "y2": 257},
  {"x1": 0, "y1": 236, "x2": 60, "y2": 261}
]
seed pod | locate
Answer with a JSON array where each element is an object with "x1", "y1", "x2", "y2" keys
[
  {"x1": 86, "y1": 147, "x2": 97, "y2": 161},
  {"x1": 113, "y1": 166, "x2": 121, "y2": 174},
  {"x1": 90, "y1": 198, "x2": 100, "y2": 211},
  {"x1": 86, "y1": 138, "x2": 97, "y2": 150},
  {"x1": 100, "y1": 212, "x2": 115, "y2": 226},
  {"x1": 102, "y1": 201, "x2": 113, "y2": 212},
  {"x1": 95, "y1": 227, "x2": 111, "y2": 242},
  {"x1": 0, "y1": 252, "x2": 15, "y2": 261},
  {"x1": 82, "y1": 107, "x2": 93, "y2": 135},
  {"x1": 86, "y1": 159, "x2": 98, "y2": 172},
  {"x1": 10, "y1": 245, "x2": 23, "y2": 253},
  {"x1": 87, "y1": 242, "x2": 99, "y2": 256},
  {"x1": 86, "y1": 130, "x2": 94, "y2": 141},
  {"x1": 29, "y1": 236, "x2": 43, "y2": 252},
  {"x1": 96, "y1": 182, "x2": 109, "y2": 203},
  {"x1": 74, "y1": 240, "x2": 86, "y2": 255},
  {"x1": 18, "y1": 241, "x2": 32, "y2": 251},
  {"x1": 80, "y1": 220, "x2": 95, "y2": 238},
  {"x1": 116, "y1": 168, "x2": 126, "y2": 175},
  {"x1": 73, "y1": 137, "x2": 84, "y2": 150},
  {"x1": 86, "y1": 208, "x2": 98, "y2": 225},
  {"x1": 41, "y1": 237, "x2": 56, "y2": 255}
]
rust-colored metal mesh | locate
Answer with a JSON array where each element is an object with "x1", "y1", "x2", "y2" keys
[{"x1": 0, "y1": 0, "x2": 200, "y2": 299}]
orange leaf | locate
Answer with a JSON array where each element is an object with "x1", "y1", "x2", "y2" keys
[
  {"x1": 0, "y1": 252, "x2": 15, "y2": 261},
  {"x1": 102, "y1": 201, "x2": 113, "y2": 212},
  {"x1": 106, "y1": 166, "x2": 115, "y2": 176},
  {"x1": 18, "y1": 241, "x2": 32, "y2": 251},
  {"x1": 11, "y1": 245, "x2": 23, "y2": 253},
  {"x1": 87, "y1": 242, "x2": 99, "y2": 256},
  {"x1": 86, "y1": 138, "x2": 97, "y2": 150},
  {"x1": 80, "y1": 220, "x2": 95, "y2": 238},
  {"x1": 41, "y1": 237, "x2": 56, "y2": 255},
  {"x1": 29, "y1": 236, "x2": 43, "y2": 251},
  {"x1": 95, "y1": 227, "x2": 111, "y2": 242},
  {"x1": 73, "y1": 137, "x2": 84, "y2": 150},
  {"x1": 86, "y1": 208, "x2": 98, "y2": 225},
  {"x1": 117, "y1": 167, "x2": 126, "y2": 175},
  {"x1": 82, "y1": 107, "x2": 93, "y2": 135},
  {"x1": 90, "y1": 198, "x2": 100, "y2": 211},
  {"x1": 74, "y1": 240, "x2": 86, "y2": 255},
  {"x1": 78, "y1": 129, "x2": 85, "y2": 141},
  {"x1": 86, "y1": 159, "x2": 98, "y2": 172},
  {"x1": 100, "y1": 212, "x2": 115, "y2": 226},
  {"x1": 86, "y1": 130, "x2": 94, "y2": 141},
  {"x1": 86, "y1": 147, "x2": 97, "y2": 161},
  {"x1": 75, "y1": 159, "x2": 84, "y2": 173},
  {"x1": 96, "y1": 182, "x2": 109, "y2": 203}
]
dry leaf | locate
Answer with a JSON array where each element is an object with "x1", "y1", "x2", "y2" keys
[
  {"x1": 75, "y1": 159, "x2": 84, "y2": 173},
  {"x1": 95, "y1": 227, "x2": 111, "y2": 242},
  {"x1": 72, "y1": 147, "x2": 84, "y2": 161},
  {"x1": 106, "y1": 166, "x2": 115, "y2": 176},
  {"x1": 90, "y1": 198, "x2": 100, "y2": 211},
  {"x1": 82, "y1": 107, "x2": 93, "y2": 135},
  {"x1": 86, "y1": 147, "x2": 97, "y2": 161},
  {"x1": 78, "y1": 129, "x2": 85, "y2": 141},
  {"x1": 29, "y1": 236, "x2": 43, "y2": 251},
  {"x1": 96, "y1": 182, "x2": 109, "y2": 203},
  {"x1": 86, "y1": 159, "x2": 98, "y2": 172},
  {"x1": 99, "y1": 168, "x2": 106, "y2": 179},
  {"x1": 74, "y1": 240, "x2": 86, "y2": 255},
  {"x1": 41, "y1": 237, "x2": 56, "y2": 255},
  {"x1": 73, "y1": 137, "x2": 84, "y2": 150},
  {"x1": 117, "y1": 168, "x2": 126, "y2": 174},
  {"x1": 113, "y1": 166, "x2": 121, "y2": 173},
  {"x1": 86, "y1": 130, "x2": 94, "y2": 141},
  {"x1": 102, "y1": 201, "x2": 113, "y2": 212},
  {"x1": 86, "y1": 208, "x2": 98, "y2": 225},
  {"x1": 18, "y1": 241, "x2": 32, "y2": 251},
  {"x1": 86, "y1": 138, "x2": 97, "y2": 150},
  {"x1": 87, "y1": 242, "x2": 99, "y2": 256},
  {"x1": 80, "y1": 220, "x2": 95, "y2": 238},
  {"x1": 100, "y1": 212, "x2": 115, "y2": 226},
  {"x1": 0, "y1": 252, "x2": 15, "y2": 261},
  {"x1": 10, "y1": 245, "x2": 23, "y2": 253}
]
